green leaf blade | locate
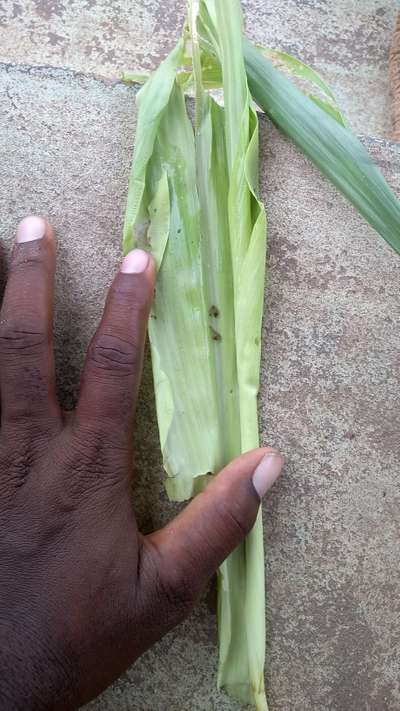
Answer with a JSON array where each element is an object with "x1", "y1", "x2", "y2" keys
[
  {"x1": 308, "y1": 93, "x2": 347, "y2": 126},
  {"x1": 244, "y1": 39, "x2": 400, "y2": 256},
  {"x1": 257, "y1": 45, "x2": 338, "y2": 102}
]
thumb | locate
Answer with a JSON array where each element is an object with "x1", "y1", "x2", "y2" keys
[{"x1": 144, "y1": 448, "x2": 284, "y2": 603}]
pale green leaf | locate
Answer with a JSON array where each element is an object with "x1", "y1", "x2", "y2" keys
[
  {"x1": 257, "y1": 45, "x2": 338, "y2": 102},
  {"x1": 308, "y1": 93, "x2": 346, "y2": 126},
  {"x1": 122, "y1": 40, "x2": 183, "y2": 252},
  {"x1": 121, "y1": 70, "x2": 151, "y2": 85},
  {"x1": 255, "y1": 46, "x2": 346, "y2": 126}
]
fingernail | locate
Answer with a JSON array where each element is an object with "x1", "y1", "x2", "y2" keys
[
  {"x1": 16, "y1": 216, "x2": 46, "y2": 243},
  {"x1": 253, "y1": 451, "x2": 284, "y2": 498},
  {"x1": 120, "y1": 249, "x2": 150, "y2": 274}
]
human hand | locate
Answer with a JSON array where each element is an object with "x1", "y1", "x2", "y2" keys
[{"x1": 0, "y1": 216, "x2": 284, "y2": 710}]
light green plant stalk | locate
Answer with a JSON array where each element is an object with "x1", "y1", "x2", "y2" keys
[
  {"x1": 192, "y1": 3, "x2": 268, "y2": 706},
  {"x1": 123, "y1": 1, "x2": 268, "y2": 707},
  {"x1": 122, "y1": 2, "x2": 400, "y2": 709}
]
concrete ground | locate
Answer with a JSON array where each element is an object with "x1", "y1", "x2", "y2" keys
[
  {"x1": 0, "y1": 2, "x2": 399, "y2": 710},
  {"x1": 0, "y1": 0, "x2": 397, "y2": 137}
]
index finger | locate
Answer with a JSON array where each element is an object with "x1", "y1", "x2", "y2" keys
[{"x1": 74, "y1": 249, "x2": 156, "y2": 439}]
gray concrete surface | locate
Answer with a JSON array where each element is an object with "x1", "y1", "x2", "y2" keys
[
  {"x1": 0, "y1": 63, "x2": 399, "y2": 710},
  {"x1": 0, "y1": 0, "x2": 397, "y2": 138}
]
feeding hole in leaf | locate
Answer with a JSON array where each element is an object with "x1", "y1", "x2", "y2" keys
[
  {"x1": 209, "y1": 305, "x2": 220, "y2": 318},
  {"x1": 210, "y1": 326, "x2": 222, "y2": 341}
]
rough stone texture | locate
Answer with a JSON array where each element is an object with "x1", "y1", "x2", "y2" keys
[
  {"x1": 1, "y1": 64, "x2": 399, "y2": 710},
  {"x1": 0, "y1": 0, "x2": 397, "y2": 138},
  {"x1": 260, "y1": 134, "x2": 400, "y2": 711}
]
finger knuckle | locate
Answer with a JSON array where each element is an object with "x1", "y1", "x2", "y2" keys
[
  {"x1": 64, "y1": 427, "x2": 130, "y2": 487},
  {"x1": 88, "y1": 333, "x2": 140, "y2": 376},
  {"x1": 143, "y1": 544, "x2": 197, "y2": 620},
  {"x1": 213, "y1": 496, "x2": 253, "y2": 539},
  {"x1": 0, "y1": 320, "x2": 47, "y2": 357},
  {"x1": 0, "y1": 437, "x2": 38, "y2": 491},
  {"x1": 158, "y1": 566, "x2": 197, "y2": 620}
]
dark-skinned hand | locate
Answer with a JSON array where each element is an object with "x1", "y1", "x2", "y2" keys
[{"x1": 0, "y1": 216, "x2": 284, "y2": 710}]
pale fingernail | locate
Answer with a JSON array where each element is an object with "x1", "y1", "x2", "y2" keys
[
  {"x1": 16, "y1": 216, "x2": 46, "y2": 243},
  {"x1": 252, "y1": 451, "x2": 284, "y2": 498},
  {"x1": 120, "y1": 249, "x2": 150, "y2": 274}
]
